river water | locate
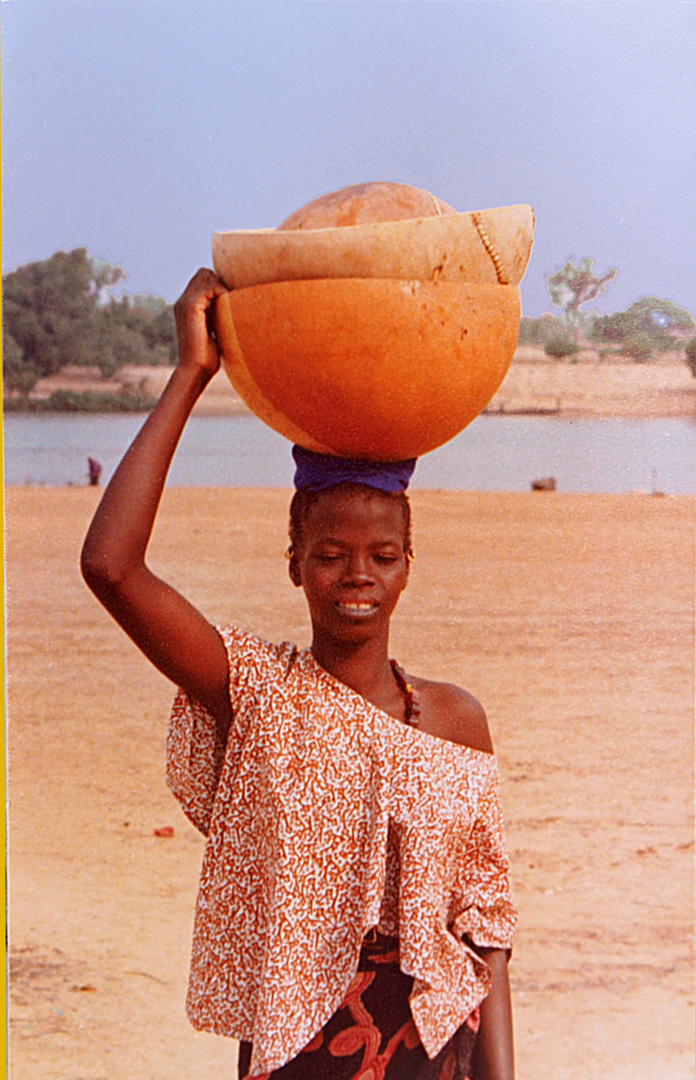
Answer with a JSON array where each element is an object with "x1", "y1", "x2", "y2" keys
[{"x1": 3, "y1": 412, "x2": 695, "y2": 494}]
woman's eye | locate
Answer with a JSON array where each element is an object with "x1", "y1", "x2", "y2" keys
[{"x1": 374, "y1": 554, "x2": 398, "y2": 565}]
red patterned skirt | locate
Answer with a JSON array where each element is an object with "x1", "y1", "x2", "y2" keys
[{"x1": 238, "y1": 933, "x2": 480, "y2": 1080}]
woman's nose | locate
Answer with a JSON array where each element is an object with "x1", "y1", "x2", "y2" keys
[{"x1": 344, "y1": 551, "x2": 373, "y2": 583}]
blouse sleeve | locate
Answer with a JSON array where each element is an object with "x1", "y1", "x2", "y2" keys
[
  {"x1": 165, "y1": 625, "x2": 263, "y2": 836},
  {"x1": 450, "y1": 759, "x2": 517, "y2": 951}
]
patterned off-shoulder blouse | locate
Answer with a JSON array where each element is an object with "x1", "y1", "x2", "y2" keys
[{"x1": 167, "y1": 627, "x2": 516, "y2": 1078}]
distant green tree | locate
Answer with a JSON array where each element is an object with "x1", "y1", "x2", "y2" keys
[
  {"x1": 624, "y1": 297, "x2": 694, "y2": 338},
  {"x1": 92, "y1": 295, "x2": 177, "y2": 374},
  {"x1": 2, "y1": 248, "x2": 124, "y2": 389},
  {"x1": 589, "y1": 310, "x2": 633, "y2": 344},
  {"x1": 3, "y1": 249, "x2": 175, "y2": 394},
  {"x1": 547, "y1": 258, "x2": 617, "y2": 325},
  {"x1": 591, "y1": 297, "x2": 695, "y2": 357},
  {"x1": 685, "y1": 338, "x2": 696, "y2": 378},
  {"x1": 28, "y1": 387, "x2": 156, "y2": 413},
  {"x1": 124, "y1": 293, "x2": 170, "y2": 316},
  {"x1": 141, "y1": 305, "x2": 177, "y2": 362},
  {"x1": 517, "y1": 313, "x2": 562, "y2": 348},
  {"x1": 622, "y1": 334, "x2": 653, "y2": 363},
  {"x1": 544, "y1": 334, "x2": 581, "y2": 360},
  {"x1": 632, "y1": 297, "x2": 692, "y2": 326},
  {"x1": 1, "y1": 330, "x2": 34, "y2": 391}
]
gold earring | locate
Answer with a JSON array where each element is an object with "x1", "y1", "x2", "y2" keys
[
  {"x1": 406, "y1": 549, "x2": 416, "y2": 564},
  {"x1": 285, "y1": 545, "x2": 294, "y2": 560}
]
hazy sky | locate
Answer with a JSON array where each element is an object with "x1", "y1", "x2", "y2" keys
[{"x1": 2, "y1": 0, "x2": 694, "y2": 317}]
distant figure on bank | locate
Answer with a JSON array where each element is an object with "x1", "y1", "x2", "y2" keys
[{"x1": 87, "y1": 457, "x2": 102, "y2": 486}]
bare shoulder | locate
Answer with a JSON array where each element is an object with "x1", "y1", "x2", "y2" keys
[{"x1": 412, "y1": 677, "x2": 494, "y2": 754}]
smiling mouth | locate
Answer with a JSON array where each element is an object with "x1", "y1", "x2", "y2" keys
[{"x1": 334, "y1": 601, "x2": 379, "y2": 617}]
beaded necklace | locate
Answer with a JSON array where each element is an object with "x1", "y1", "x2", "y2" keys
[{"x1": 389, "y1": 660, "x2": 421, "y2": 727}]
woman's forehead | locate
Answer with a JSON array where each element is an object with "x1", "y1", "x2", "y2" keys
[{"x1": 304, "y1": 488, "x2": 405, "y2": 535}]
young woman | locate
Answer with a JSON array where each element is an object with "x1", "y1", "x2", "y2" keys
[{"x1": 81, "y1": 269, "x2": 517, "y2": 1080}]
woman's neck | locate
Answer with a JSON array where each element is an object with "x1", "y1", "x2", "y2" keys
[{"x1": 311, "y1": 634, "x2": 404, "y2": 717}]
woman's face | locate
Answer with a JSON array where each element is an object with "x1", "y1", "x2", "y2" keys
[{"x1": 291, "y1": 488, "x2": 409, "y2": 646}]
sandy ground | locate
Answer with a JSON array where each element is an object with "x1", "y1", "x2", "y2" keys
[
  {"x1": 5, "y1": 485, "x2": 694, "y2": 1080},
  {"x1": 24, "y1": 352, "x2": 696, "y2": 419}
]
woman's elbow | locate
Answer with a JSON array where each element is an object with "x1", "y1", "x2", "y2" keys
[
  {"x1": 81, "y1": 543, "x2": 112, "y2": 598},
  {"x1": 80, "y1": 538, "x2": 131, "y2": 600}
]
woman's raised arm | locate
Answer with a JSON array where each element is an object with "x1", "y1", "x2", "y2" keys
[{"x1": 81, "y1": 269, "x2": 233, "y2": 733}]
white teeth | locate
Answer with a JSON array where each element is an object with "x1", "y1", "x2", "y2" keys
[{"x1": 336, "y1": 601, "x2": 377, "y2": 615}]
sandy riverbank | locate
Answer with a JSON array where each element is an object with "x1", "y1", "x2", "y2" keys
[
  {"x1": 5, "y1": 486, "x2": 694, "y2": 1079},
  {"x1": 487, "y1": 351, "x2": 695, "y2": 418}
]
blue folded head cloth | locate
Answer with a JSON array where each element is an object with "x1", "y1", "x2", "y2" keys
[{"x1": 292, "y1": 445, "x2": 416, "y2": 493}]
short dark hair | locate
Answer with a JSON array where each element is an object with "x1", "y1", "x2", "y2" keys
[{"x1": 288, "y1": 482, "x2": 412, "y2": 556}]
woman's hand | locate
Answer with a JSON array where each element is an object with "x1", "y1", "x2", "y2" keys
[{"x1": 174, "y1": 268, "x2": 228, "y2": 380}]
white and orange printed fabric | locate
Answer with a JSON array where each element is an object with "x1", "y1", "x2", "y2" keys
[{"x1": 167, "y1": 627, "x2": 516, "y2": 1077}]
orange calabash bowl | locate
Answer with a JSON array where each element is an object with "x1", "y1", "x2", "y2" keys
[{"x1": 214, "y1": 277, "x2": 520, "y2": 461}]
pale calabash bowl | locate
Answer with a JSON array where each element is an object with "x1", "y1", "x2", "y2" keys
[{"x1": 212, "y1": 204, "x2": 535, "y2": 291}]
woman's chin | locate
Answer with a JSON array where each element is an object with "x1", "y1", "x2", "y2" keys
[{"x1": 313, "y1": 618, "x2": 383, "y2": 650}]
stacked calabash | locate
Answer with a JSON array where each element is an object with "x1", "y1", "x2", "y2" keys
[{"x1": 212, "y1": 182, "x2": 535, "y2": 461}]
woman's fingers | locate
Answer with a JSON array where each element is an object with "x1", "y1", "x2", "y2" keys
[
  {"x1": 174, "y1": 268, "x2": 228, "y2": 375},
  {"x1": 179, "y1": 267, "x2": 227, "y2": 304}
]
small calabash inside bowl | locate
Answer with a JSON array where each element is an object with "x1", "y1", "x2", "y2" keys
[{"x1": 214, "y1": 277, "x2": 520, "y2": 461}]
